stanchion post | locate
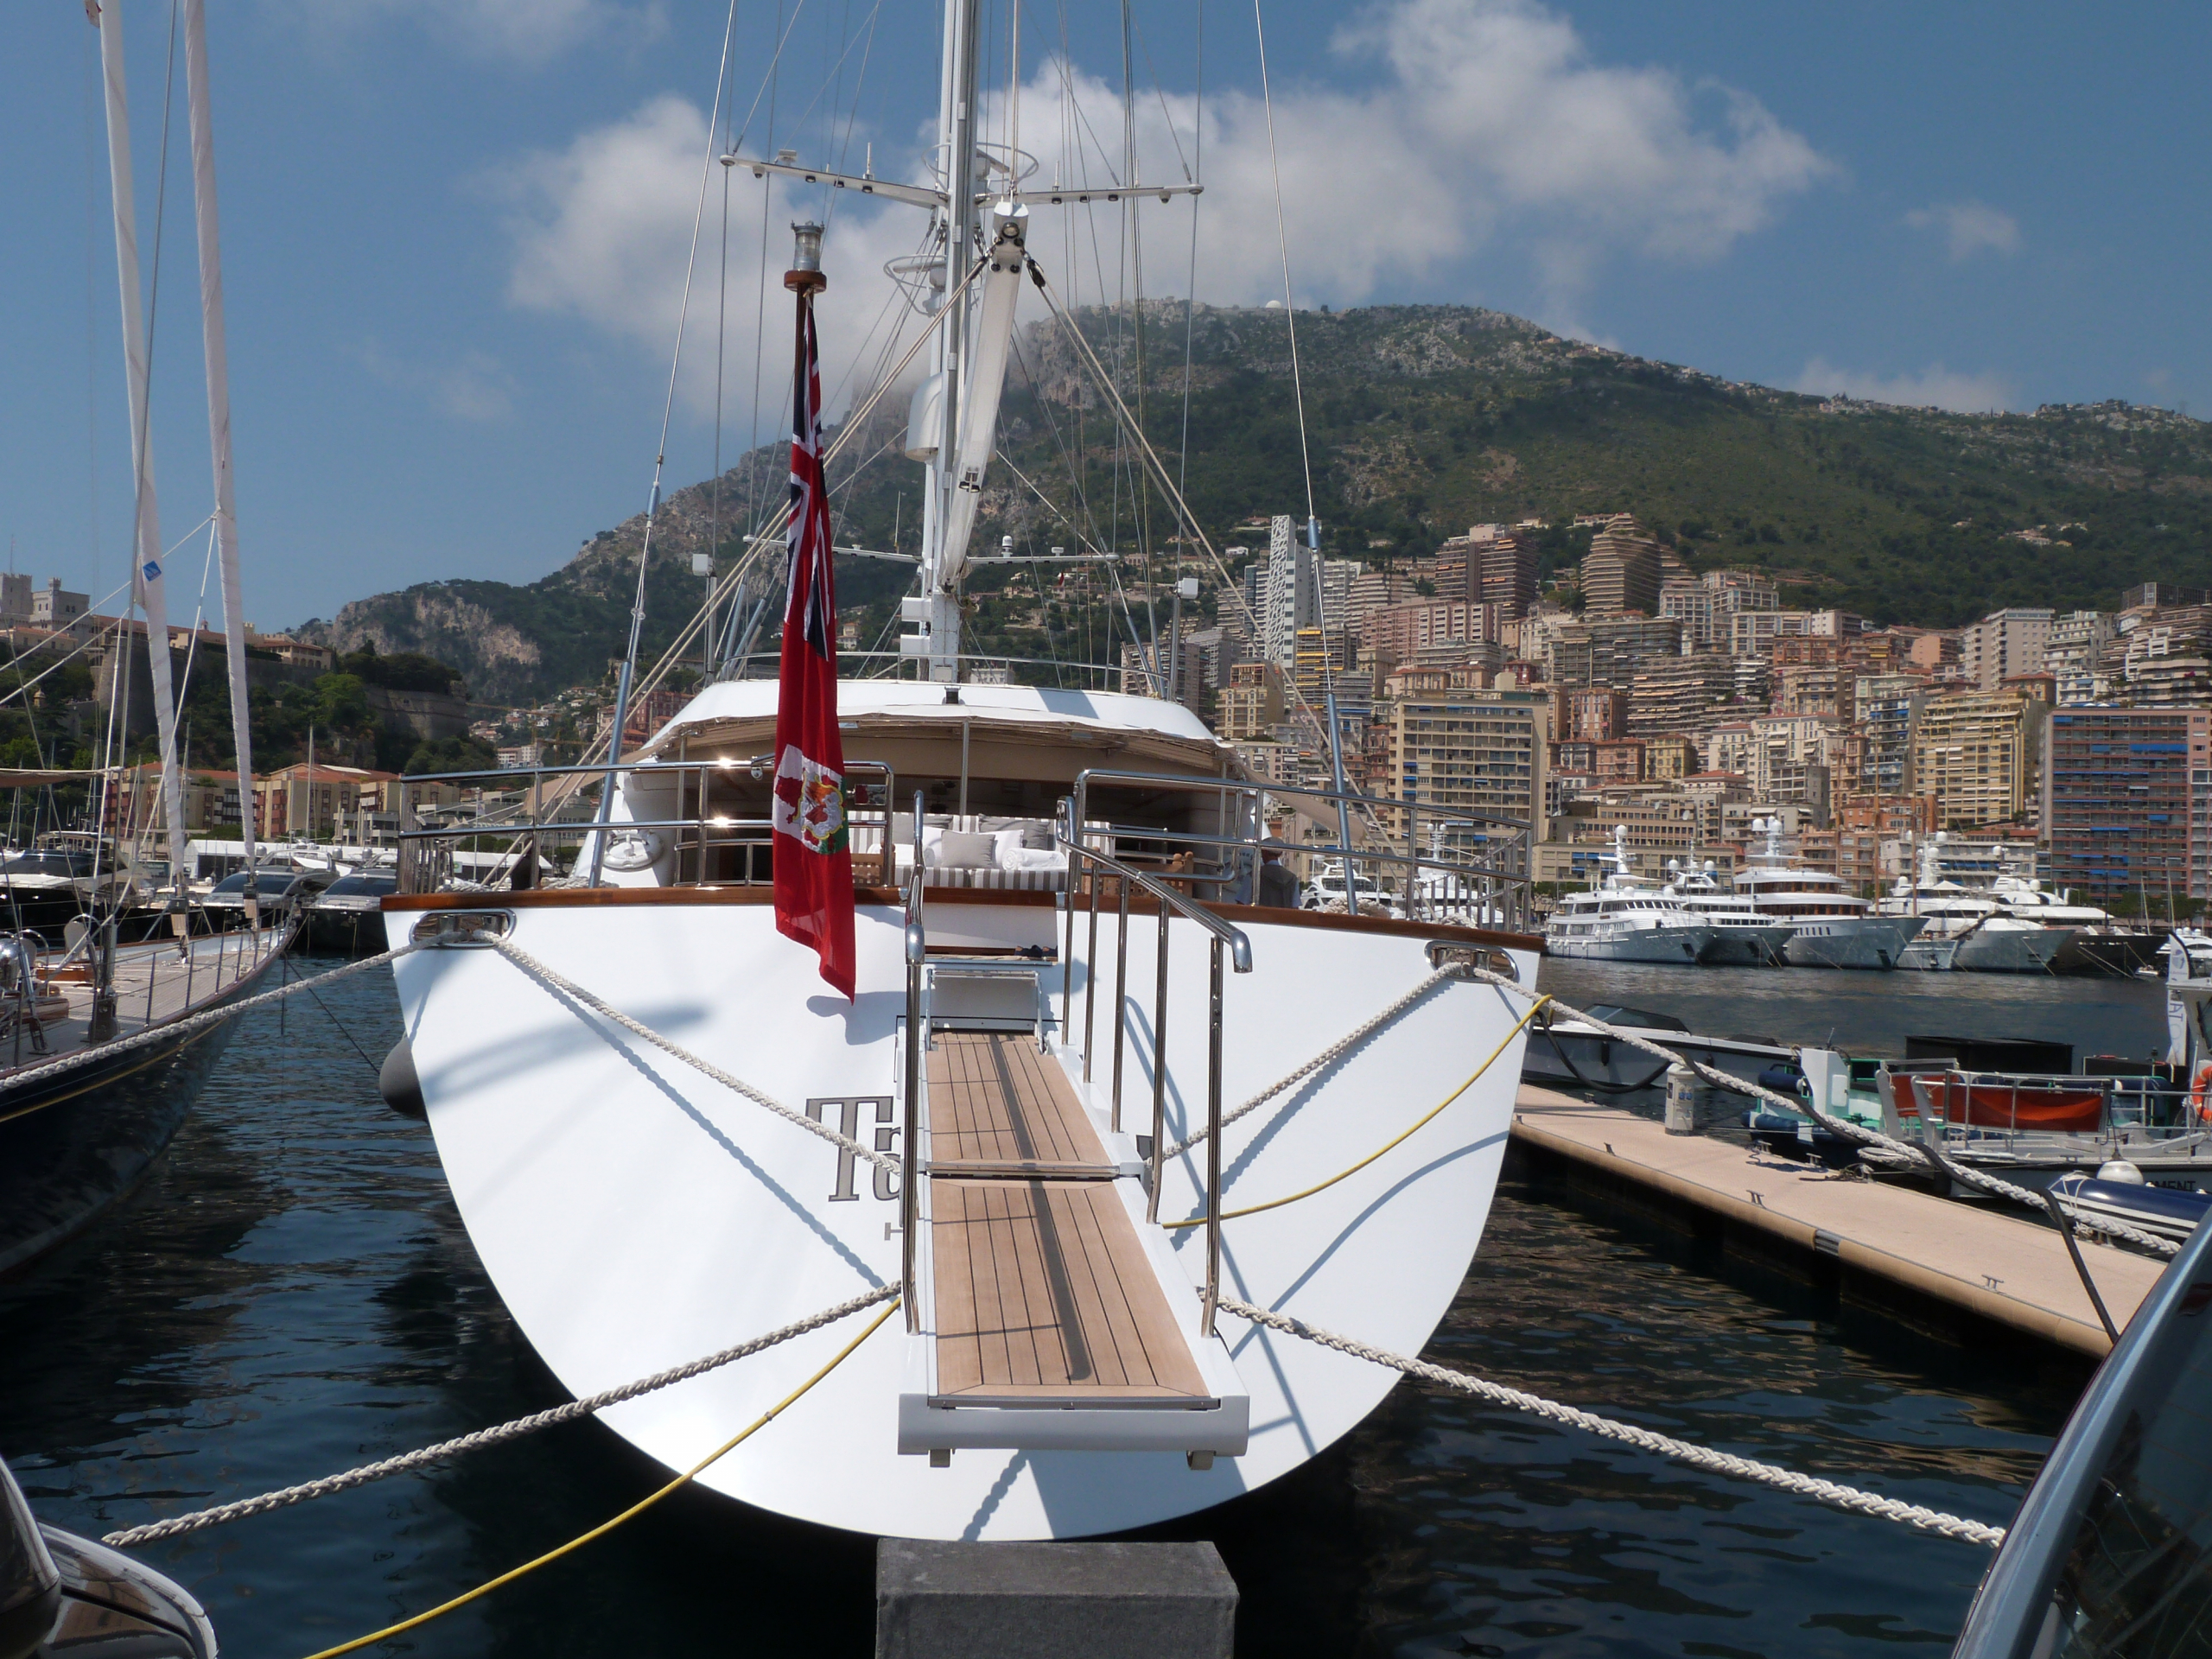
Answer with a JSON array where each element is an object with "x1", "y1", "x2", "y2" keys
[{"x1": 1202, "y1": 933, "x2": 1224, "y2": 1338}]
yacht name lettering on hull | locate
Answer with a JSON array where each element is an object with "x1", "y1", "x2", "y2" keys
[{"x1": 804, "y1": 1096, "x2": 899, "y2": 1202}]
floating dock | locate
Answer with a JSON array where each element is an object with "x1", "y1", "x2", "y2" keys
[{"x1": 1510, "y1": 1084, "x2": 2169, "y2": 1359}]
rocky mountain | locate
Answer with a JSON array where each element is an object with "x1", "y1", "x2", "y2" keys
[{"x1": 301, "y1": 302, "x2": 2212, "y2": 702}]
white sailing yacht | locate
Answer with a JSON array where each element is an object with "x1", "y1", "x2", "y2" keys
[
  {"x1": 382, "y1": 3, "x2": 1541, "y2": 1542},
  {"x1": 1, "y1": 0, "x2": 289, "y2": 1277}
]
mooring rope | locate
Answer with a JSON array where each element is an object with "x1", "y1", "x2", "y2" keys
[
  {"x1": 489, "y1": 936, "x2": 898, "y2": 1173},
  {"x1": 1163, "y1": 995, "x2": 1550, "y2": 1227},
  {"x1": 1217, "y1": 1296, "x2": 2009, "y2": 1548},
  {"x1": 101, "y1": 1283, "x2": 899, "y2": 1549},
  {"x1": 1161, "y1": 967, "x2": 1454, "y2": 1160},
  {"x1": 296, "y1": 1297, "x2": 901, "y2": 1659},
  {"x1": 0, "y1": 939, "x2": 413, "y2": 1094},
  {"x1": 1466, "y1": 968, "x2": 2183, "y2": 1261}
]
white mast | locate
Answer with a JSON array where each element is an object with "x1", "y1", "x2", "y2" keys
[
  {"x1": 181, "y1": 0, "x2": 257, "y2": 882},
  {"x1": 95, "y1": 2, "x2": 193, "y2": 893}
]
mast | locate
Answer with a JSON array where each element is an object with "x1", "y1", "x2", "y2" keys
[
  {"x1": 94, "y1": 2, "x2": 193, "y2": 896},
  {"x1": 914, "y1": 0, "x2": 983, "y2": 684},
  {"x1": 181, "y1": 0, "x2": 257, "y2": 884}
]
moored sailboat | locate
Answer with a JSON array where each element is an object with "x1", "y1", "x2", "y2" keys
[{"x1": 382, "y1": 1, "x2": 1543, "y2": 1541}]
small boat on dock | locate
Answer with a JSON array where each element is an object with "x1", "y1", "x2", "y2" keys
[{"x1": 1521, "y1": 1003, "x2": 1794, "y2": 1095}]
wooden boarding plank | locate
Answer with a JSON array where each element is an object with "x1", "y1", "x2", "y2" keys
[
  {"x1": 926, "y1": 1032, "x2": 1109, "y2": 1172},
  {"x1": 931, "y1": 1178, "x2": 1208, "y2": 1401}
]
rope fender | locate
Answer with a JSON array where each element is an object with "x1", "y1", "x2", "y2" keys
[{"x1": 1217, "y1": 1295, "x2": 2009, "y2": 1548}]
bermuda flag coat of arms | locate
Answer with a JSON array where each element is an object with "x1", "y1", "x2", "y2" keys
[{"x1": 771, "y1": 285, "x2": 856, "y2": 999}]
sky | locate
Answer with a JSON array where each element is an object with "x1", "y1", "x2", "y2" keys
[{"x1": 3, "y1": 0, "x2": 2208, "y2": 630}]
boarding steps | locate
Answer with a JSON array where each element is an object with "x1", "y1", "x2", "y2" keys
[{"x1": 897, "y1": 960, "x2": 1249, "y2": 1463}]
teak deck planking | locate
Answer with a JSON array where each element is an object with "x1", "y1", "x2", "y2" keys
[{"x1": 925, "y1": 1032, "x2": 1207, "y2": 1402}]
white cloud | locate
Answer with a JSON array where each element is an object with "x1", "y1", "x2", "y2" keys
[
  {"x1": 499, "y1": 97, "x2": 931, "y2": 423},
  {"x1": 991, "y1": 0, "x2": 1833, "y2": 307},
  {"x1": 357, "y1": 341, "x2": 518, "y2": 422},
  {"x1": 282, "y1": 0, "x2": 659, "y2": 67},
  {"x1": 1904, "y1": 200, "x2": 2021, "y2": 262},
  {"x1": 499, "y1": 0, "x2": 1834, "y2": 420},
  {"x1": 1795, "y1": 357, "x2": 2017, "y2": 414}
]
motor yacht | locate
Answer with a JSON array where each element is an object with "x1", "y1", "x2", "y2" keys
[
  {"x1": 1731, "y1": 817, "x2": 1923, "y2": 969},
  {"x1": 1657, "y1": 858, "x2": 1792, "y2": 965},
  {"x1": 1542, "y1": 828, "x2": 1717, "y2": 963}
]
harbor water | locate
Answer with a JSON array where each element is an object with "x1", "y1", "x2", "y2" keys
[{"x1": 0, "y1": 957, "x2": 2161, "y2": 1656}]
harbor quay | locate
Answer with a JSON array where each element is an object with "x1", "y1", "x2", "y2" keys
[{"x1": 1509, "y1": 1084, "x2": 2164, "y2": 1363}]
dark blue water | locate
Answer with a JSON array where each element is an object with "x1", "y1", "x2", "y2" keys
[{"x1": 0, "y1": 959, "x2": 2132, "y2": 1656}]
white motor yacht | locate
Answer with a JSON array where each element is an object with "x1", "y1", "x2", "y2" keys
[
  {"x1": 1542, "y1": 828, "x2": 1718, "y2": 963},
  {"x1": 1659, "y1": 858, "x2": 1792, "y2": 965},
  {"x1": 1985, "y1": 875, "x2": 2161, "y2": 976},
  {"x1": 1732, "y1": 817, "x2": 1923, "y2": 969},
  {"x1": 1880, "y1": 840, "x2": 2069, "y2": 973}
]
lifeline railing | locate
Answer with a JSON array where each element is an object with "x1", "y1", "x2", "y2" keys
[
  {"x1": 1067, "y1": 767, "x2": 1536, "y2": 932},
  {"x1": 392, "y1": 758, "x2": 898, "y2": 893},
  {"x1": 900, "y1": 791, "x2": 926, "y2": 1334},
  {"x1": 1055, "y1": 794, "x2": 1253, "y2": 1338}
]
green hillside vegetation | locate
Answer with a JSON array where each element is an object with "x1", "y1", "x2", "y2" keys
[{"x1": 301, "y1": 302, "x2": 2212, "y2": 700}]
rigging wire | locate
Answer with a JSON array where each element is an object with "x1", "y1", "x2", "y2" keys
[
  {"x1": 1251, "y1": 0, "x2": 1317, "y2": 533},
  {"x1": 607, "y1": 0, "x2": 745, "y2": 708}
]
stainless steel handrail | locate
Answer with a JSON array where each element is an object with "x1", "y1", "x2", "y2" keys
[
  {"x1": 396, "y1": 757, "x2": 897, "y2": 891},
  {"x1": 1068, "y1": 766, "x2": 1535, "y2": 931},
  {"x1": 901, "y1": 791, "x2": 925, "y2": 1335},
  {"x1": 1058, "y1": 798, "x2": 1250, "y2": 1337}
]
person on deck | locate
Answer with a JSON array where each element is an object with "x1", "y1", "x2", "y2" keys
[{"x1": 1257, "y1": 842, "x2": 1301, "y2": 909}]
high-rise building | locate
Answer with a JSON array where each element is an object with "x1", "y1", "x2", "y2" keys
[
  {"x1": 1853, "y1": 673, "x2": 1922, "y2": 794},
  {"x1": 1580, "y1": 516, "x2": 1662, "y2": 616},
  {"x1": 1382, "y1": 675, "x2": 1546, "y2": 862},
  {"x1": 1217, "y1": 661, "x2": 1286, "y2": 741},
  {"x1": 1543, "y1": 616, "x2": 1683, "y2": 690},
  {"x1": 2045, "y1": 705, "x2": 2212, "y2": 902},
  {"x1": 1659, "y1": 569, "x2": 1779, "y2": 649},
  {"x1": 1908, "y1": 689, "x2": 2037, "y2": 829},
  {"x1": 1118, "y1": 639, "x2": 1205, "y2": 711},
  {"x1": 1478, "y1": 532, "x2": 1538, "y2": 619},
  {"x1": 2044, "y1": 611, "x2": 2113, "y2": 706},
  {"x1": 1960, "y1": 607, "x2": 2055, "y2": 690},
  {"x1": 2120, "y1": 582, "x2": 2211, "y2": 614},
  {"x1": 1258, "y1": 514, "x2": 1315, "y2": 669},
  {"x1": 2098, "y1": 607, "x2": 2212, "y2": 708},
  {"x1": 1626, "y1": 652, "x2": 1738, "y2": 735}
]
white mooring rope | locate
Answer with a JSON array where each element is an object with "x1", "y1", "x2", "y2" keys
[
  {"x1": 489, "y1": 936, "x2": 899, "y2": 1174},
  {"x1": 1471, "y1": 968, "x2": 2183, "y2": 1261},
  {"x1": 99, "y1": 1284, "x2": 899, "y2": 1549},
  {"x1": 1217, "y1": 1296, "x2": 2009, "y2": 1548},
  {"x1": 1162, "y1": 967, "x2": 1454, "y2": 1159}
]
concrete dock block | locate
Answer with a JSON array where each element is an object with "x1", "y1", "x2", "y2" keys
[{"x1": 875, "y1": 1538, "x2": 1237, "y2": 1659}]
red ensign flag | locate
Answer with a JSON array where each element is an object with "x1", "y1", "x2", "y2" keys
[{"x1": 771, "y1": 288, "x2": 855, "y2": 999}]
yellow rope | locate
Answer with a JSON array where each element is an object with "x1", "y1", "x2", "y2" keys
[
  {"x1": 1164, "y1": 995, "x2": 1551, "y2": 1229},
  {"x1": 298, "y1": 1298, "x2": 900, "y2": 1659}
]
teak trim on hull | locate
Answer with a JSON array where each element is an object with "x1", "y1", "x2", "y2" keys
[{"x1": 383, "y1": 885, "x2": 1541, "y2": 954}]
